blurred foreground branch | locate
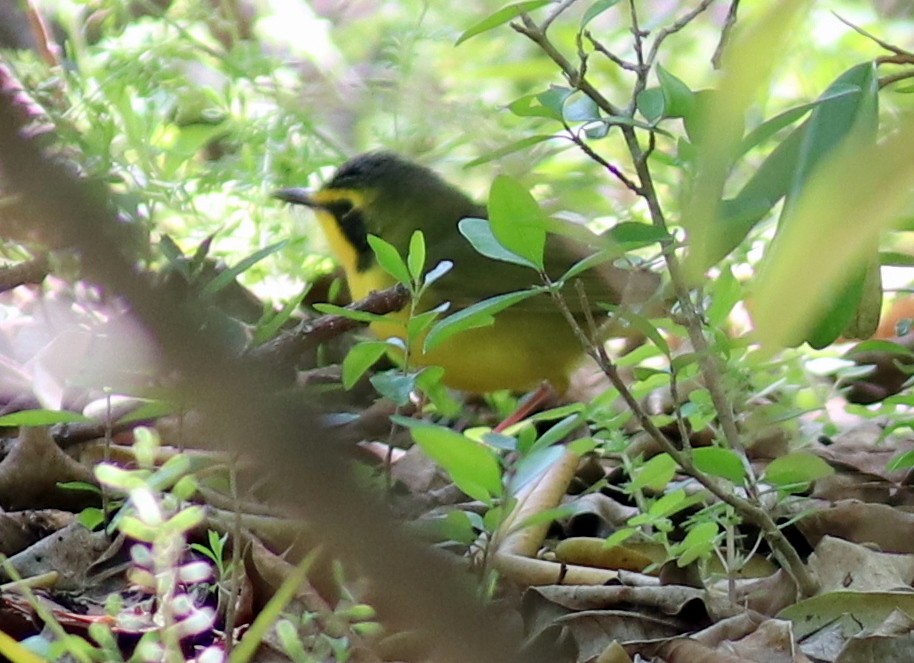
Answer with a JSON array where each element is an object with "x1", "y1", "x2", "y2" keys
[{"x1": 0, "y1": 71, "x2": 528, "y2": 663}]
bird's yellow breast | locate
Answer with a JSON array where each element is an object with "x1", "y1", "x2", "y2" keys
[{"x1": 312, "y1": 207, "x2": 581, "y2": 391}]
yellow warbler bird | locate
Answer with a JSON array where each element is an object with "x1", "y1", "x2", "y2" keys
[{"x1": 275, "y1": 151, "x2": 659, "y2": 393}]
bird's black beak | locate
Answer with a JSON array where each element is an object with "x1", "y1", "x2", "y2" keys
[{"x1": 272, "y1": 187, "x2": 322, "y2": 208}]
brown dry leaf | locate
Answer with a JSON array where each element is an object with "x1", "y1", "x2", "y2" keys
[
  {"x1": 554, "y1": 537, "x2": 662, "y2": 574},
  {"x1": 835, "y1": 608, "x2": 914, "y2": 662},
  {"x1": 720, "y1": 618, "x2": 808, "y2": 663},
  {"x1": 521, "y1": 583, "x2": 727, "y2": 661},
  {"x1": 658, "y1": 637, "x2": 750, "y2": 662},
  {"x1": 0, "y1": 426, "x2": 97, "y2": 510},
  {"x1": 797, "y1": 500, "x2": 914, "y2": 553},
  {"x1": 730, "y1": 569, "x2": 803, "y2": 616},
  {"x1": 4, "y1": 521, "x2": 110, "y2": 590},
  {"x1": 0, "y1": 509, "x2": 73, "y2": 556},
  {"x1": 807, "y1": 535, "x2": 914, "y2": 592}
]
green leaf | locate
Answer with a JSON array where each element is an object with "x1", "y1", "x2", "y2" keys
[
  {"x1": 529, "y1": 414, "x2": 584, "y2": 453},
  {"x1": 408, "y1": 304, "x2": 449, "y2": 340},
  {"x1": 630, "y1": 453, "x2": 676, "y2": 492},
  {"x1": 0, "y1": 410, "x2": 92, "y2": 426},
  {"x1": 458, "y1": 218, "x2": 535, "y2": 267},
  {"x1": 603, "y1": 527, "x2": 636, "y2": 548},
  {"x1": 560, "y1": 248, "x2": 621, "y2": 282},
  {"x1": 370, "y1": 370, "x2": 416, "y2": 406},
  {"x1": 887, "y1": 450, "x2": 914, "y2": 471},
  {"x1": 691, "y1": 447, "x2": 746, "y2": 484},
  {"x1": 116, "y1": 400, "x2": 176, "y2": 424},
  {"x1": 649, "y1": 489, "x2": 687, "y2": 518},
  {"x1": 342, "y1": 342, "x2": 389, "y2": 389},
  {"x1": 657, "y1": 65, "x2": 694, "y2": 119},
  {"x1": 404, "y1": 422, "x2": 503, "y2": 503},
  {"x1": 368, "y1": 235, "x2": 411, "y2": 286},
  {"x1": 674, "y1": 521, "x2": 719, "y2": 566},
  {"x1": 464, "y1": 135, "x2": 554, "y2": 167},
  {"x1": 253, "y1": 287, "x2": 309, "y2": 346},
  {"x1": 78, "y1": 507, "x2": 105, "y2": 531},
  {"x1": 487, "y1": 174, "x2": 546, "y2": 270},
  {"x1": 636, "y1": 87, "x2": 664, "y2": 124},
  {"x1": 456, "y1": 0, "x2": 551, "y2": 45},
  {"x1": 753, "y1": 116, "x2": 914, "y2": 348},
  {"x1": 600, "y1": 305, "x2": 669, "y2": 356},
  {"x1": 200, "y1": 240, "x2": 287, "y2": 297},
  {"x1": 563, "y1": 93, "x2": 600, "y2": 123},
  {"x1": 608, "y1": 222, "x2": 671, "y2": 247},
  {"x1": 739, "y1": 86, "x2": 859, "y2": 155},
  {"x1": 509, "y1": 91, "x2": 562, "y2": 120},
  {"x1": 424, "y1": 289, "x2": 540, "y2": 352},
  {"x1": 408, "y1": 231, "x2": 426, "y2": 283},
  {"x1": 881, "y1": 251, "x2": 914, "y2": 267},
  {"x1": 705, "y1": 266, "x2": 741, "y2": 327},
  {"x1": 680, "y1": 0, "x2": 812, "y2": 275},
  {"x1": 536, "y1": 86, "x2": 574, "y2": 120},
  {"x1": 508, "y1": 445, "x2": 565, "y2": 496},
  {"x1": 581, "y1": 0, "x2": 621, "y2": 27},
  {"x1": 846, "y1": 339, "x2": 914, "y2": 359},
  {"x1": 763, "y1": 451, "x2": 834, "y2": 487}
]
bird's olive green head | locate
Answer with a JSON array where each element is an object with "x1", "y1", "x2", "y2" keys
[{"x1": 275, "y1": 152, "x2": 482, "y2": 271}]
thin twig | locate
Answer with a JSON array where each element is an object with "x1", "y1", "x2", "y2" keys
[
  {"x1": 517, "y1": 11, "x2": 817, "y2": 598},
  {"x1": 834, "y1": 11, "x2": 914, "y2": 58},
  {"x1": 562, "y1": 126, "x2": 642, "y2": 194},
  {"x1": 585, "y1": 32, "x2": 639, "y2": 72},
  {"x1": 713, "y1": 0, "x2": 741, "y2": 68},
  {"x1": 546, "y1": 273, "x2": 816, "y2": 597},
  {"x1": 513, "y1": 15, "x2": 624, "y2": 117},
  {"x1": 542, "y1": 0, "x2": 581, "y2": 32},
  {"x1": 880, "y1": 69, "x2": 914, "y2": 89},
  {"x1": 646, "y1": 0, "x2": 718, "y2": 68}
]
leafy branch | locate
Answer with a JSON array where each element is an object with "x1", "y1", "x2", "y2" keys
[{"x1": 512, "y1": 5, "x2": 819, "y2": 596}]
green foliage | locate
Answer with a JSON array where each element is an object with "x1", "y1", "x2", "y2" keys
[{"x1": 8, "y1": 0, "x2": 914, "y2": 624}]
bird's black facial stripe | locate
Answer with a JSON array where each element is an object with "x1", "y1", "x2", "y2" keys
[{"x1": 325, "y1": 201, "x2": 373, "y2": 272}]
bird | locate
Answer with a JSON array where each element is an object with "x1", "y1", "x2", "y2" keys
[{"x1": 274, "y1": 151, "x2": 659, "y2": 394}]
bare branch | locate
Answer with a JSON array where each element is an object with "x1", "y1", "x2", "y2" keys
[
  {"x1": 834, "y1": 11, "x2": 914, "y2": 58},
  {"x1": 543, "y1": 273, "x2": 817, "y2": 598},
  {"x1": 561, "y1": 126, "x2": 642, "y2": 194},
  {"x1": 585, "y1": 31, "x2": 639, "y2": 72},
  {"x1": 542, "y1": 0, "x2": 581, "y2": 32},
  {"x1": 713, "y1": 0, "x2": 741, "y2": 68},
  {"x1": 513, "y1": 16, "x2": 624, "y2": 117},
  {"x1": 879, "y1": 69, "x2": 914, "y2": 89},
  {"x1": 646, "y1": 0, "x2": 718, "y2": 68}
]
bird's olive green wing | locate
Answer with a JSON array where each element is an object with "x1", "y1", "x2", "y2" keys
[{"x1": 422, "y1": 218, "x2": 660, "y2": 315}]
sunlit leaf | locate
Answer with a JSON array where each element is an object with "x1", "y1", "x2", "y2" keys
[
  {"x1": 630, "y1": 453, "x2": 676, "y2": 492},
  {"x1": 0, "y1": 410, "x2": 91, "y2": 426},
  {"x1": 342, "y1": 341, "x2": 389, "y2": 389},
  {"x1": 456, "y1": 0, "x2": 551, "y2": 45},
  {"x1": 458, "y1": 217, "x2": 535, "y2": 267},
  {"x1": 201, "y1": 240, "x2": 287, "y2": 297},
  {"x1": 487, "y1": 175, "x2": 546, "y2": 269},
  {"x1": 397, "y1": 420, "x2": 503, "y2": 503},
  {"x1": 368, "y1": 235, "x2": 411, "y2": 286},
  {"x1": 581, "y1": 0, "x2": 622, "y2": 27},
  {"x1": 691, "y1": 447, "x2": 745, "y2": 484},
  {"x1": 763, "y1": 451, "x2": 834, "y2": 487}
]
